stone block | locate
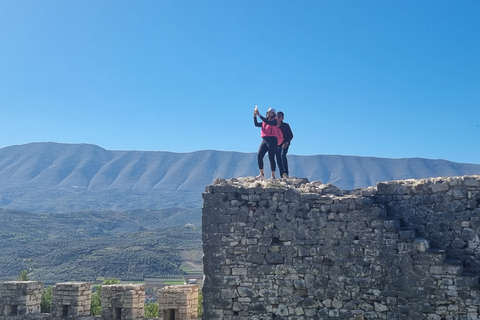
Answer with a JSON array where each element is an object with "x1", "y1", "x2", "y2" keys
[{"x1": 413, "y1": 238, "x2": 430, "y2": 252}]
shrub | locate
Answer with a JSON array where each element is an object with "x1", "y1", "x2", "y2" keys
[
  {"x1": 41, "y1": 286, "x2": 52, "y2": 313},
  {"x1": 145, "y1": 302, "x2": 158, "y2": 317},
  {"x1": 17, "y1": 270, "x2": 28, "y2": 281},
  {"x1": 90, "y1": 278, "x2": 120, "y2": 315}
]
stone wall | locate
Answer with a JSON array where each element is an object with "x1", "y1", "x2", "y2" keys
[
  {"x1": 0, "y1": 281, "x2": 42, "y2": 316},
  {"x1": 202, "y1": 176, "x2": 480, "y2": 319},
  {"x1": 51, "y1": 282, "x2": 92, "y2": 317},
  {"x1": 158, "y1": 285, "x2": 199, "y2": 320},
  {"x1": 0, "y1": 281, "x2": 198, "y2": 320},
  {"x1": 376, "y1": 176, "x2": 480, "y2": 274},
  {"x1": 101, "y1": 284, "x2": 145, "y2": 320}
]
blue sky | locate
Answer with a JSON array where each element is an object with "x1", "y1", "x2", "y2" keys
[{"x1": 0, "y1": 1, "x2": 479, "y2": 163}]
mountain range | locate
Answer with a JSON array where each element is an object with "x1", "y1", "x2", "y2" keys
[{"x1": 1, "y1": 142, "x2": 480, "y2": 213}]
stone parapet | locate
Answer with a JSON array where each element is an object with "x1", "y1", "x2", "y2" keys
[
  {"x1": 375, "y1": 175, "x2": 480, "y2": 195},
  {"x1": 0, "y1": 281, "x2": 43, "y2": 316},
  {"x1": 157, "y1": 285, "x2": 198, "y2": 320},
  {"x1": 101, "y1": 284, "x2": 145, "y2": 320},
  {"x1": 0, "y1": 281, "x2": 199, "y2": 320},
  {"x1": 51, "y1": 282, "x2": 92, "y2": 317}
]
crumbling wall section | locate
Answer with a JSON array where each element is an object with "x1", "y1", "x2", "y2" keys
[
  {"x1": 202, "y1": 176, "x2": 480, "y2": 319},
  {"x1": 376, "y1": 176, "x2": 480, "y2": 273}
]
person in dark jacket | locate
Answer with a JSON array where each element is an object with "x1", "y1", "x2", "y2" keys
[{"x1": 275, "y1": 111, "x2": 293, "y2": 178}]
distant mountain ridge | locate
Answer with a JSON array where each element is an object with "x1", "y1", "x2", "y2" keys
[{"x1": 1, "y1": 142, "x2": 480, "y2": 213}]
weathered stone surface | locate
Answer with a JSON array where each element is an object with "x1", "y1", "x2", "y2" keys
[
  {"x1": 0, "y1": 281, "x2": 42, "y2": 317},
  {"x1": 51, "y1": 282, "x2": 92, "y2": 317},
  {"x1": 101, "y1": 284, "x2": 145, "y2": 320},
  {"x1": 0, "y1": 282, "x2": 199, "y2": 320},
  {"x1": 157, "y1": 285, "x2": 198, "y2": 320},
  {"x1": 202, "y1": 175, "x2": 480, "y2": 319}
]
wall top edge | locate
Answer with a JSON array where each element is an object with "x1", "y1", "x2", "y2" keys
[{"x1": 205, "y1": 175, "x2": 480, "y2": 196}]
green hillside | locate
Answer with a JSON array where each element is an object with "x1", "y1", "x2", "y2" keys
[{"x1": 0, "y1": 208, "x2": 202, "y2": 283}]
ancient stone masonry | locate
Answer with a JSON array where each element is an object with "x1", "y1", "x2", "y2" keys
[
  {"x1": 158, "y1": 285, "x2": 199, "y2": 320},
  {"x1": 202, "y1": 176, "x2": 480, "y2": 320},
  {"x1": 101, "y1": 284, "x2": 145, "y2": 320},
  {"x1": 375, "y1": 176, "x2": 480, "y2": 274},
  {"x1": 51, "y1": 282, "x2": 92, "y2": 317},
  {"x1": 0, "y1": 281, "x2": 198, "y2": 320},
  {"x1": 0, "y1": 281, "x2": 42, "y2": 316}
]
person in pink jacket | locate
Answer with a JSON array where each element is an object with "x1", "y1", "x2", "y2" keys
[{"x1": 253, "y1": 107, "x2": 283, "y2": 179}]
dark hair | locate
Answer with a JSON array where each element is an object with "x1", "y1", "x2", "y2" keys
[{"x1": 277, "y1": 111, "x2": 284, "y2": 117}]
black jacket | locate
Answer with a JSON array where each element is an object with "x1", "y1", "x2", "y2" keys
[{"x1": 278, "y1": 122, "x2": 293, "y2": 143}]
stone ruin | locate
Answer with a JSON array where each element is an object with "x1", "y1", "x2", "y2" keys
[
  {"x1": 202, "y1": 175, "x2": 480, "y2": 319},
  {"x1": 0, "y1": 281, "x2": 198, "y2": 320},
  {"x1": 101, "y1": 284, "x2": 145, "y2": 320},
  {"x1": 158, "y1": 285, "x2": 199, "y2": 320},
  {"x1": 0, "y1": 281, "x2": 42, "y2": 316},
  {"x1": 52, "y1": 282, "x2": 92, "y2": 317}
]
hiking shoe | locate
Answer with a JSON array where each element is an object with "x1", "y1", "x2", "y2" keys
[
  {"x1": 282, "y1": 173, "x2": 288, "y2": 178},
  {"x1": 256, "y1": 174, "x2": 265, "y2": 179}
]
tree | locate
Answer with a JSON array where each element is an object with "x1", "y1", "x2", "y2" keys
[
  {"x1": 17, "y1": 270, "x2": 29, "y2": 281},
  {"x1": 144, "y1": 302, "x2": 158, "y2": 318},
  {"x1": 90, "y1": 279, "x2": 120, "y2": 316},
  {"x1": 41, "y1": 286, "x2": 52, "y2": 313}
]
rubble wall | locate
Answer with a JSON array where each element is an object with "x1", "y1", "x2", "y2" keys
[{"x1": 202, "y1": 176, "x2": 480, "y2": 320}]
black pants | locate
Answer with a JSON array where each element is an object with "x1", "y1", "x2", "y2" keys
[
  {"x1": 276, "y1": 144, "x2": 289, "y2": 176},
  {"x1": 257, "y1": 137, "x2": 277, "y2": 172}
]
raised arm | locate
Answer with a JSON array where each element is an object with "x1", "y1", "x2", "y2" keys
[
  {"x1": 254, "y1": 116, "x2": 262, "y2": 127},
  {"x1": 259, "y1": 115, "x2": 278, "y2": 126}
]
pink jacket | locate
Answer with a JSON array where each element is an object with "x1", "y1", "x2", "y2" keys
[{"x1": 261, "y1": 121, "x2": 284, "y2": 146}]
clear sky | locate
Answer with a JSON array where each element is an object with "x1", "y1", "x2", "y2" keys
[{"x1": 0, "y1": 1, "x2": 479, "y2": 164}]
